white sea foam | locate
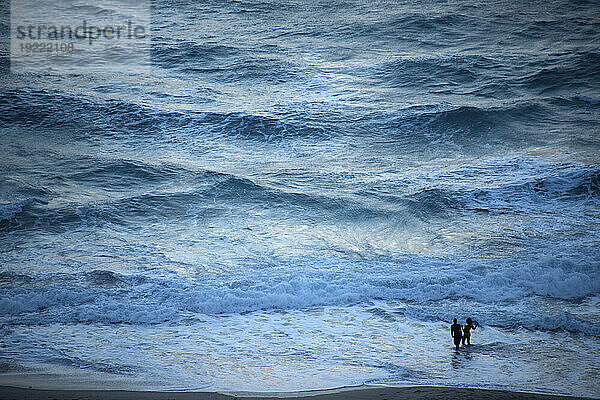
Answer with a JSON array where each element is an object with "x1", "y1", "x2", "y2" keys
[{"x1": 1, "y1": 255, "x2": 598, "y2": 333}]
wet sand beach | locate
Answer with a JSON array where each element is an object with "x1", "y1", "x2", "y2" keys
[{"x1": 0, "y1": 386, "x2": 594, "y2": 400}]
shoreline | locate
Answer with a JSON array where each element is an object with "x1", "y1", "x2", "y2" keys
[{"x1": 0, "y1": 385, "x2": 595, "y2": 400}]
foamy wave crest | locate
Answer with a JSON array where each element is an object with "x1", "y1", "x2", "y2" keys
[
  {"x1": 0, "y1": 165, "x2": 398, "y2": 233},
  {"x1": 400, "y1": 158, "x2": 600, "y2": 216},
  {"x1": 1, "y1": 255, "x2": 598, "y2": 328},
  {"x1": 0, "y1": 89, "x2": 326, "y2": 141},
  {"x1": 383, "y1": 102, "x2": 550, "y2": 143}
]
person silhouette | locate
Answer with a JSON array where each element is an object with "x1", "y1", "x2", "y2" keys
[
  {"x1": 450, "y1": 318, "x2": 462, "y2": 350},
  {"x1": 462, "y1": 317, "x2": 478, "y2": 345}
]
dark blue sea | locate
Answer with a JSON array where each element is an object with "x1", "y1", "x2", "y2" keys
[{"x1": 0, "y1": 0, "x2": 599, "y2": 396}]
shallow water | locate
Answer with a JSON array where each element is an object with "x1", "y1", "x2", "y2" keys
[{"x1": 1, "y1": 0, "x2": 599, "y2": 397}]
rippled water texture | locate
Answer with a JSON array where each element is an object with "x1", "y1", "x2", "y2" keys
[{"x1": 0, "y1": 0, "x2": 599, "y2": 397}]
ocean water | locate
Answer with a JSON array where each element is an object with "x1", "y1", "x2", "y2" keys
[{"x1": 1, "y1": 0, "x2": 600, "y2": 396}]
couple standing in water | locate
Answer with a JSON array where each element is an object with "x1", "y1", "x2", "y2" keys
[{"x1": 451, "y1": 317, "x2": 478, "y2": 350}]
